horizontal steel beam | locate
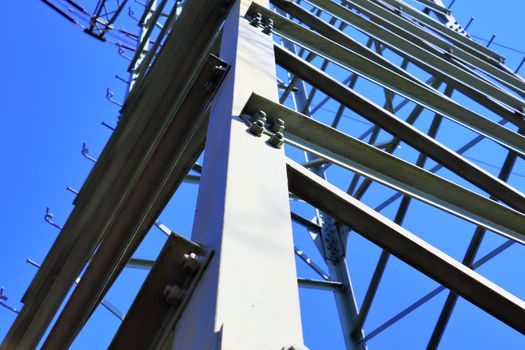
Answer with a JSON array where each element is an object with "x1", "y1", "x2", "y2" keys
[
  {"x1": 375, "y1": 0, "x2": 503, "y2": 62},
  {"x1": 297, "y1": 0, "x2": 525, "y2": 118},
  {"x1": 298, "y1": 278, "x2": 344, "y2": 291},
  {"x1": 341, "y1": 0, "x2": 525, "y2": 97},
  {"x1": 243, "y1": 93, "x2": 525, "y2": 244},
  {"x1": 248, "y1": 3, "x2": 525, "y2": 157},
  {"x1": 286, "y1": 158, "x2": 525, "y2": 334},
  {"x1": 412, "y1": 0, "x2": 450, "y2": 15},
  {"x1": 274, "y1": 45, "x2": 525, "y2": 215}
]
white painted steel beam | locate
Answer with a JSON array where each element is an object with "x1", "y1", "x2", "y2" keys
[{"x1": 170, "y1": 1, "x2": 304, "y2": 349}]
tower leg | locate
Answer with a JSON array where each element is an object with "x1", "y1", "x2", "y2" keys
[{"x1": 170, "y1": 1, "x2": 305, "y2": 349}]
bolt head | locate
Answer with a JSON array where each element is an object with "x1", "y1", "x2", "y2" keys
[
  {"x1": 248, "y1": 120, "x2": 265, "y2": 136},
  {"x1": 268, "y1": 132, "x2": 284, "y2": 148},
  {"x1": 182, "y1": 252, "x2": 202, "y2": 273},
  {"x1": 269, "y1": 118, "x2": 285, "y2": 133},
  {"x1": 164, "y1": 285, "x2": 185, "y2": 305}
]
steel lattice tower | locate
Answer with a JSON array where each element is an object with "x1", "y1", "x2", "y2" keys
[{"x1": 2, "y1": 0, "x2": 525, "y2": 349}]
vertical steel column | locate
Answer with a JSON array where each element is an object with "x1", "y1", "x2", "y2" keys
[{"x1": 170, "y1": 1, "x2": 304, "y2": 349}]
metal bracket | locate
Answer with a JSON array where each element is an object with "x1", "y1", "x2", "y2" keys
[
  {"x1": 109, "y1": 233, "x2": 213, "y2": 349},
  {"x1": 247, "y1": 12, "x2": 273, "y2": 35},
  {"x1": 320, "y1": 216, "x2": 346, "y2": 263}
]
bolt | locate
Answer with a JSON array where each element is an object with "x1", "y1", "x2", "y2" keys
[
  {"x1": 164, "y1": 285, "x2": 185, "y2": 305},
  {"x1": 269, "y1": 118, "x2": 285, "y2": 133},
  {"x1": 262, "y1": 18, "x2": 274, "y2": 34},
  {"x1": 250, "y1": 12, "x2": 263, "y2": 27},
  {"x1": 248, "y1": 120, "x2": 265, "y2": 136},
  {"x1": 267, "y1": 132, "x2": 284, "y2": 148},
  {"x1": 251, "y1": 110, "x2": 267, "y2": 124},
  {"x1": 204, "y1": 64, "x2": 228, "y2": 91},
  {"x1": 182, "y1": 252, "x2": 202, "y2": 273}
]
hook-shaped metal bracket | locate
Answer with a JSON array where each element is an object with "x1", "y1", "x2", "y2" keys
[
  {"x1": 128, "y1": 6, "x2": 139, "y2": 21},
  {"x1": 116, "y1": 43, "x2": 132, "y2": 61},
  {"x1": 81, "y1": 142, "x2": 98, "y2": 163},
  {"x1": 106, "y1": 88, "x2": 123, "y2": 107},
  {"x1": 0, "y1": 287, "x2": 19, "y2": 314},
  {"x1": 44, "y1": 207, "x2": 63, "y2": 230}
]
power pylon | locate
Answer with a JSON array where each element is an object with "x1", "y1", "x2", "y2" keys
[{"x1": 2, "y1": 0, "x2": 525, "y2": 349}]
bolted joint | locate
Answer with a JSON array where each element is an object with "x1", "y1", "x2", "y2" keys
[
  {"x1": 248, "y1": 120, "x2": 265, "y2": 136},
  {"x1": 204, "y1": 64, "x2": 229, "y2": 91},
  {"x1": 268, "y1": 118, "x2": 285, "y2": 133},
  {"x1": 249, "y1": 12, "x2": 263, "y2": 28},
  {"x1": 262, "y1": 18, "x2": 274, "y2": 35},
  {"x1": 251, "y1": 110, "x2": 267, "y2": 124},
  {"x1": 267, "y1": 132, "x2": 284, "y2": 148},
  {"x1": 163, "y1": 285, "x2": 185, "y2": 305},
  {"x1": 182, "y1": 252, "x2": 203, "y2": 273}
]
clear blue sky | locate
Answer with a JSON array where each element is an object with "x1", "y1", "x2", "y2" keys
[{"x1": 1, "y1": 1, "x2": 524, "y2": 349}]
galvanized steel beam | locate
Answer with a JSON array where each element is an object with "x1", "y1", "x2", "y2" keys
[
  {"x1": 243, "y1": 93, "x2": 525, "y2": 244},
  {"x1": 341, "y1": 0, "x2": 525, "y2": 97},
  {"x1": 40, "y1": 54, "x2": 229, "y2": 350},
  {"x1": 296, "y1": 0, "x2": 525, "y2": 119},
  {"x1": 249, "y1": 3, "x2": 525, "y2": 157},
  {"x1": 286, "y1": 158, "x2": 525, "y2": 334},
  {"x1": 1, "y1": 1, "x2": 233, "y2": 348},
  {"x1": 374, "y1": 0, "x2": 503, "y2": 62},
  {"x1": 274, "y1": 46, "x2": 525, "y2": 215}
]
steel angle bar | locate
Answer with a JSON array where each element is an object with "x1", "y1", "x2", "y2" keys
[
  {"x1": 249, "y1": 3, "x2": 525, "y2": 157},
  {"x1": 295, "y1": 246, "x2": 331, "y2": 281},
  {"x1": 363, "y1": 238, "x2": 517, "y2": 342},
  {"x1": 86, "y1": 0, "x2": 130, "y2": 39},
  {"x1": 243, "y1": 93, "x2": 525, "y2": 244},
  {"x1": 412, "y1": 0, "x2": 451, "y2": 15},
  {"x1": 426, "y1": 150, "x2": 519, "y2": 349},
  {"x1": 341, "y1": 0, "x2": 525, "y2": 98},
  {"x1": 1, "y1": 2, "x2": 234, "y2": 348},
  {"x1": 25, "y1": 259, "x2": 125, "y2": 321},
  {"x1": 127, "y1": 258, "x2": 155, "y2": 270},
  {"x1": 40, "y1": 54, "x2": 229, "y2": 350},
  {"x1": 291, "y1": 212, "x2": 323, "y2": 233},
  {"x1": 286, "y1": 158, "x2": 525, "y2": 334},
  {"x1": 300, "y1": 0, "x2": 525, "y2": 119},
  {"x1": 109, "y1": 233, "x2": 212, "y2": 350},
  {"x1": 351, "y1": 96, "x2": 451, "y2": 335},
  {"x1": 274, "y1": 46, "x2": 525, "y2": 215},
  {"x1": 264, "y1": 2, "x2": 425, "y2": 87},
  {"x1": 127, "y1": 0, "x2": 169, "y2": 72},
  {"x1": 375, "y1": 0, "x2": 503, "y2": 62},
  {"x1": 298, "y1": 278, "x2": 344, "y2": 291}
]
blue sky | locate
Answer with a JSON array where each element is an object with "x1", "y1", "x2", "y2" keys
[{"x1": 1, "y1": 1, "x2": 524, "y2": 349}]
